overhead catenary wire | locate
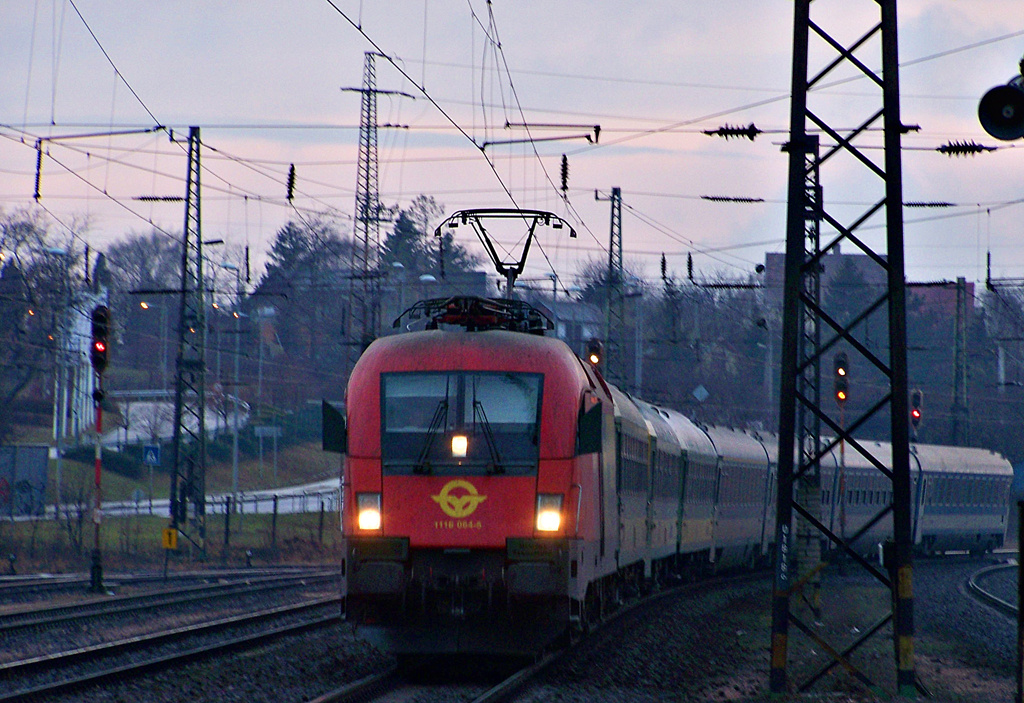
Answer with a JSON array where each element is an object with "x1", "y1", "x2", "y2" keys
[{"x1": 9, "y1": 5, "x2": 1024, "y2": 286}]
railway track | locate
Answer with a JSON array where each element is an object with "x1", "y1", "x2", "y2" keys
[
  {"x1": 305, "y1": 655, "x2": 561, "y2": 703},
  {"x1": 0, "y1": 570, "x2": 339, "y2": 635},
  {"x1": 0, "y1": 596, "x2": 342, "y2": 702},
  {"x1": 0, "y1": 565, "x2": 326, "y2": 607},
  {"x1": 310, "y1": 571, "x2": 763, "y2": 703},
  {"x1": 966, "y1": 561, "x2": 1018, "y2": 618}
]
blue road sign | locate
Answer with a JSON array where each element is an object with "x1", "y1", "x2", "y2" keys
[{"x1": 143, "y1": 444, "x2": 161, "y2": 466}]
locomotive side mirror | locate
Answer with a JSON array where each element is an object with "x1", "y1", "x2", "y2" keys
[{"x1": 322, "y1": 399, "x2": 347, "y2": 454}]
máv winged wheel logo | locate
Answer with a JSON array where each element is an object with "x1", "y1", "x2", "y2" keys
[{"x1": 431, "y1": 479, "x2": 487, "y2": 518}]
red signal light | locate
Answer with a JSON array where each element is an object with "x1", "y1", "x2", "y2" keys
[
  {"x1": 910, "y1": 389, "x2": 923, "y2": 430},
  {"x1": 90, "y1": 305, "x2": 110, "y2": 373}
]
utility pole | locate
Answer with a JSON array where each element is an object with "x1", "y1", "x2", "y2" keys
[
  {"x1": 169, "y1": 126, "x2": 208, "y2": 559},
  {"x1": 951, "y1": 276, "x2": 969, "y2": 445},
  {"x1": 595, "y1": 187, "x2": 624, "y2": 386},
  {"x1": 220, "y1": 263, "x2": 243, "y2": 502}
]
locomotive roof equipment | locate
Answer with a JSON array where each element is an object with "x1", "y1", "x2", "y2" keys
[{"x1": 434, "y1": 208, "x2": 575, "y2": 297}]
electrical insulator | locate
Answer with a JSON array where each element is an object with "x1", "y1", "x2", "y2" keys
[
  {"x1": 286, "y1": 164, "x2": 296, "y2": 202},
  {"x1": 702, "y1": 123, "x2": 762, "y2": 141},
  {"x1": 560, "y1": 154, "x2": 569, "y2": 193},
  {"x1": 937, "y1": 140, "x2": 996, "y2": 157}
]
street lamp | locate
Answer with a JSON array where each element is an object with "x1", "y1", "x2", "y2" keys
[
  {"x1": 391, "y1": 262, "x2": 406, "y2": 318},
  {"x1": 139, "y1": 300, "x2": 170, "y2": 389},
  {"x1": 221, "y1": 263, "x2": 242, "y2": 502}
]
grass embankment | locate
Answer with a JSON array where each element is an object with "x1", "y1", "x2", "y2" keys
[{"x1": 1, "y1": 441, "x2": 343, "y2": 574}]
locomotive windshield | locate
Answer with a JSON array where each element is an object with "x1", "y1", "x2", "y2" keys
[{"x1": 381, "y1": 371, "x2": 542, "y2": 475}]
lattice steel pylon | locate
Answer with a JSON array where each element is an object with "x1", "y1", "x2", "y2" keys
[
  {"x1": 169, "y1": 126, "x2": 208, "y2": 558},
  {"x1": 771, "y1": 2, "x2": 916, "y2": 696},
  {"x1": 793, "y1": 135, "x2": 824, "y2": 622},
  {"x1": 353, "y1": 52, "x2": 382, "y2": 352},
  {"x1": 345, "y1": 52, "x2": 411, "y2": 354}
]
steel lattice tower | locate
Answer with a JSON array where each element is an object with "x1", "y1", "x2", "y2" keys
[
  {"x1": 793, "y1": 135, "x2": 823, "y2": 620},
  {"x1": 351, "y1": 52, "x2": 388, "y2": 353},
  {"x1": 771, "y1": 2, "x2": 916, "y2": 695},
  {"x1": 169, "y1": 126, "x2": 208, "y2": 558}
]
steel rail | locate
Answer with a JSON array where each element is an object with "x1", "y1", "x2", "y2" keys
[
  {"x1": 966, "y1": 562, "x2": 1018, "y2": 618},
  {"x1": 0, "y1": 571, "x2": 339, "y2": 633},
  {"x1": 0, "y1": 597, "x2": 341, "y2": 702}
]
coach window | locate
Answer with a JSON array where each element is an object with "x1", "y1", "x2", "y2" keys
[{"x1": 381, "y1": 371, "x2": 542, "y2": 475}]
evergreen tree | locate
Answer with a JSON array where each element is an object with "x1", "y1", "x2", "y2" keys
[{"x1": 380, "y1": 195, "x2": 480, "y2": 277}]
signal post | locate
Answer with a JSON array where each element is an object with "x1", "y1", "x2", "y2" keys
[{"x1": 89, "y1": 305, "x2": 110, "y2": 593}]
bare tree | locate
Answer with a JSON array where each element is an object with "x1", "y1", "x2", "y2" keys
[
  {"x1": 0, "y1": 209, "x2": 85, "y2": 442},
  {"x1": 59, "y1": 473, "x2": 91, "y2": 554}
]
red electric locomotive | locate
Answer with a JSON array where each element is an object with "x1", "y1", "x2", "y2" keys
[
  {"x1": 333, "y1": 296, "x2": 614, "y2": 655},
  {"x1": 322, "y1": 209, "x2": 1015, "y2": 658}
]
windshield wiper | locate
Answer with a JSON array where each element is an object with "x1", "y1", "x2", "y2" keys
[
  {"x1": 473, "y1": 401, "x2": 504, "y2": 475},
  {"x1": 414, "y1": 399, "x2": 448, "y2": 475}
]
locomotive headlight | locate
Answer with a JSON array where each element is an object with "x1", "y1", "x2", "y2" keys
[
  {"x1": 356, "y1": 492, "x2": 382, "y2": 531},
  {"x1": 535, "y1": 493, "x2": 563, "y2": 532},
  {"x1": 451, "y1": 434, "x2": 468, "y2": 458}
]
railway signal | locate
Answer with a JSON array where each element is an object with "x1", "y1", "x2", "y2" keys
[
  {"x1": 585, "y1": 338, "x2": 603, "y2": 368},
  {"x1": 910, "y1": 389, "x2": 923, "y2": 430},
  {"x1": 88, "y1": 303, "x2": 110, "y2": 594},
  {"x1": 90, "y1": 305, "x2": 110, "y2": 374},
  {"x1": 834, "y1": 352, "x2": 849, "y2": 406},
  {"x1": 978, "y1": 57, "x2": 1024, "y2": 141},
  {"x1": 979, "y1": 80, "x2": 1024, "y2": 141}
]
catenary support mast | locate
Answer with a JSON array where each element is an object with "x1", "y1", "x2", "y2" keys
[
  {"x1": 771, "y1": 1, "x2": 916, "y2": 695},
  {"x1": 169, "y1": 126, "x2": 208, "y2": 559},
  {"x1": 595, "y1": 187, "x2": 624, "y2": 386},
  {"x1": 345, "y1": 53, "x2": 413, "y2": 355}
]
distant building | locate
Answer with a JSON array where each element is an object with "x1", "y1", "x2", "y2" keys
[
  {"x1": 763, "y1": 247, "x2": 888, "y2": 313},
  {"x1": 763, "y1": 248, "x2": 973, "y2": 322},
  {"x1": 909, "y1": 280, "x2": 975, "y2": 319},
  {"x1": 531, "y1": 298, "x2": 603, "y2": 359}
]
